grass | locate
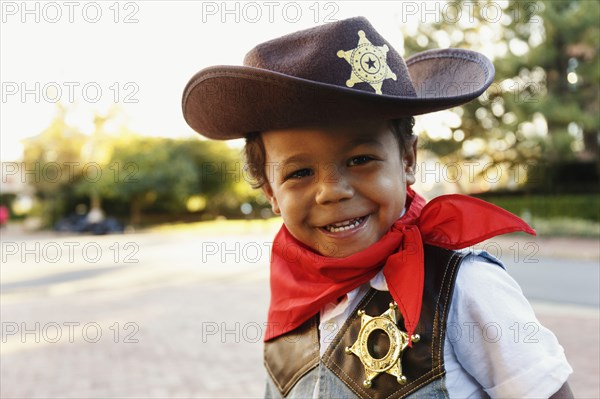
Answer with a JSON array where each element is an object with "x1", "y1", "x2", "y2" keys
[
  {"x1": 146, "y1": 215, "x2": 599, "y2": 238},
  {"x1": 529, "y1": 217, "x2": 600, "y2": 238},
  {"x1": 146, "y1": 217, "x2": 283, "y2": 235}
]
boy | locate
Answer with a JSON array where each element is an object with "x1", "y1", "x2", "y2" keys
[{"x1": 182, "y1": 17, "x2": 573, "y2": 398}]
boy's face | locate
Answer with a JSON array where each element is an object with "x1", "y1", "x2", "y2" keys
[{"x1": 261, "y1": 121, "x2": 417, "y2": 258}]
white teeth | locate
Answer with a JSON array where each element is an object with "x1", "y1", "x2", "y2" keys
[{"x1": 324, "y1": 217, "x2": 363, "y2": 233}]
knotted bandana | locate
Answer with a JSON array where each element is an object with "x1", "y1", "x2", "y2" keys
[{"x1": 265, "y1": 187, "x2": 535, "y2": 342}]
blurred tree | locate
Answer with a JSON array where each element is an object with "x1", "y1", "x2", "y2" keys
[
  {"x1": 23, "y1": 105, "x2": 261, "y2": 227},
  {"x1": 402, "y1": 0, "x2": 599, "y2": 192},
  {"x1": 81, "y1": 133, "x2": 199, "y2": 226},
  {"x1": 174, "y1": 138, "x2": 270, "y2": 218},
  {"x1": 522, "y1": 1, "x2": 599, "y2": 192},
  {"x1": 75, "y1": 109, "x2": 118, "y2": 216},
  {"x1": 22, "y1": 104, "x2": 87, "y2": 225}
]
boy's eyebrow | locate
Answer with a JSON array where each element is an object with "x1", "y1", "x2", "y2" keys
[
  {"x1": 276, "y1": 138, "x2": 385, "y2": 168},
  {"x1": 345, "y1": 137, "x2": 385, "y2": 150},
  {"x1": 277, "y1": 154, "x2": 313, "y2": 169}
]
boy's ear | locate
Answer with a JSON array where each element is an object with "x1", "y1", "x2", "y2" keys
[
  {"x1": 261, "y1": 183, "x2": 281, "y2": 215},
  {"x1": 404, "y1": 137, "x2": 418, "y2": 186}
]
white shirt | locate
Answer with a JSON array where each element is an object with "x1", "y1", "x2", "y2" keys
[{"x1": 317, "y1": 252, "x2": 573, "y2": 398}]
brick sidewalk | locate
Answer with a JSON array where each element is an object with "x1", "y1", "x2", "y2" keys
[
  {"x1": 2, "y1": 278, "x2": 598, "y2": 398},
  {"x1": 532, "y1": 302, "x2": 599, "y2": 398},
  {"x1": 1, "y1": 280, "x2": 270, "y2": 398}
]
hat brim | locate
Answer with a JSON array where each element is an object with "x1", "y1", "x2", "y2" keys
[{"x1": 182, "y1": 48, "x2": 494, "y2": 140}]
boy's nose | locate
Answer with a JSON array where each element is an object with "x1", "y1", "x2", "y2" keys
[{"x1": 315, "y1": 168, "x2": 354, "y2": 205}]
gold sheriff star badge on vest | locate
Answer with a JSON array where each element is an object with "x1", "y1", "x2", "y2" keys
[
  {"x1": 345, "y1": 302, "x2": 420, "y2": 389},
  {"x1": 337, "y1": 30, "x2": 397, "y2": 95}
]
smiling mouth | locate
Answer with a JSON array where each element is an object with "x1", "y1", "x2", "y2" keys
[{"x1": 321, "y1": 216, "x2": 368, "y2": 233}]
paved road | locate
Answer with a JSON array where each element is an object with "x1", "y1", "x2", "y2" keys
[
  {"x1": 1, "y1": 227, "x2": 598, "y2": 398},
  {"x1": 505, "y1": 256, "x2": 599, "y2": 307}
]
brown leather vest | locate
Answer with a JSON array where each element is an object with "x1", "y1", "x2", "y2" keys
[{"x1": 264, "y1": 245, "x2": 466, "y2": 398}]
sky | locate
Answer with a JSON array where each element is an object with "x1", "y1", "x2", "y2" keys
[{"x1": 1, "y1": 0, "x2": 509, "y2": 161}]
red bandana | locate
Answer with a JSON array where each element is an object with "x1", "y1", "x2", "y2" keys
[{"x1": 265, "y1": 187, "x2": 535, "y2": 342}]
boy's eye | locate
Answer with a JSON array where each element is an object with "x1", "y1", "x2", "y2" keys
[
  {"x1": 285, "y1": 168, "x2": 313, "y2": 180},
  {"x1": 348, "y1": 155, "x2": 374, "y2": 166}
]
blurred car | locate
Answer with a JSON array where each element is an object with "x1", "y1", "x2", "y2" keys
[{"x1": 54, "y1": 214, "x2": 124, "y2": 235}]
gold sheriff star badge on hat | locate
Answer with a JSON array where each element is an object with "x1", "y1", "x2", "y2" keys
[
  {"x1": 345, "y1": 302, "x2": 420, "y2": 389},
  {"x1": 337, "y1": 30, "x2": 397, "y2": 95}
]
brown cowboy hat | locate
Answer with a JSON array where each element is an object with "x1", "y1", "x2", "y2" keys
[{"x1": 182, "y1": 16, "x2": 494, "y2": 140}]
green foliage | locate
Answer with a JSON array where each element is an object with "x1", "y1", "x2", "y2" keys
[
  {"x1": 21, "y1": 106, "x2": 87, "y2": 226},
  {"x1": 21, "y1": 106, "x2": 261, "y2": 226},
  {"x1": 403, "y1": 0, "x2": 599, "y2": 192},
  {"x1": 81, "y1": 134, "x2": 200, "y2": 222},
  {"x1": 22, "y1": 105, "x2": 88, "y2": 195}
]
